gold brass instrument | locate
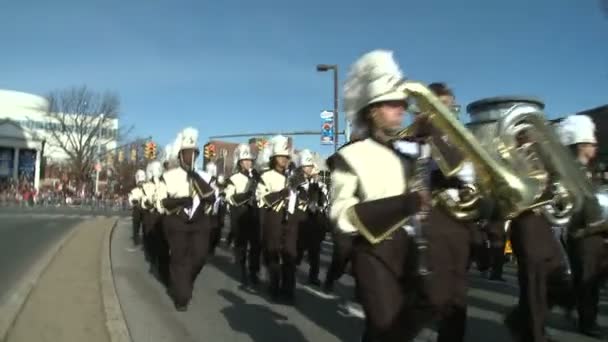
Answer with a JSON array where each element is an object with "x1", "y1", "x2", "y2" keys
[
  {"x1": 396, "y1": 82, "x2": 586, "y2": 223},
  {"x1": 466, "y1": 97, "x2": 593, "y2": 226},
  {"x1": 396, "y1": 114, "x2": 481, "y2": 221}
]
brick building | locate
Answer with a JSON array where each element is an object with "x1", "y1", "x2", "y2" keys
[{"x1": 203, "y1": 137, "x2": 293, "y2": 176}]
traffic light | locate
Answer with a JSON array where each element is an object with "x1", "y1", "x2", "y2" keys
[
  {"x1": 143, "y1": 141, "x2": 158, "y2": 160},
  {"x1": 204, "y1": 144, "x2": 211, "y2": 160},
  {"x1": 130, "y1": 148, "x2": 137, "y2": 162},
  {"x1": 118, "y1": 150, "x2": 124, "y2": 163},
  {"x1": 208, "y1": 144, "x2": 216, "y2": 159},
  {"x1": 106, "y1": 152, "x2": 114, "y2": 165}
]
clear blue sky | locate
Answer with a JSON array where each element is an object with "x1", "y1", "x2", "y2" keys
[{"x1": 1, "y1": 0, "x2": 607, "y2": 157}]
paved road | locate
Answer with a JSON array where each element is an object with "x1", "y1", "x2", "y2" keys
[
  {"x1": 0, "y1": 208, "x2": 122, "y2": 304},
  {"x1": 113, "y1": 217, "x2": 608, "y2": 342}
]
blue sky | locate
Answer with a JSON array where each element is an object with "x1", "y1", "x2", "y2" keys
[{"x1": 1, "y1": 0, "x2": 607, "y2": 157}]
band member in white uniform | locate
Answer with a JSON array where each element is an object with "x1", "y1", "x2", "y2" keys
[
  {"x1": 294, "y1": 149, "x2": 329, "y2": 286},
  {"x1": 256, "y1": 135, "x2": 300, "y2": 301},
  {"x1": 330, "y1": 50, "x2": 432, "y2": 341},
  {"x1": 141, "y1": 161, "x2": 170, "y2": 285},
  {"x1": 224, "y1": 143, "x2": 262, "y2": 286},
  {"x1": 558, "y1": 115, "x2": 608, "y2": 339},
  {"x1": 156, "y1": 128, "x2": 216, "y2": 311},
  {"x1": 128, "y1": 169, "x2": 146, "y2": 247}
]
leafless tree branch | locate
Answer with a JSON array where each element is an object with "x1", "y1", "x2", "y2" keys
[{"x1": 44, "y1": 85, "x2": 122, "y2": 186}]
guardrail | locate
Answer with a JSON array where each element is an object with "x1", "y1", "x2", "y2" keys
[{"x1": 0, "y1": 197, "x2": 130, "y2": 212}]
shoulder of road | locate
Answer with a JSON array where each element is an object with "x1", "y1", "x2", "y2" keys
[{"x1": 0, "y1": 214, "x2": 130, "y2": 342}]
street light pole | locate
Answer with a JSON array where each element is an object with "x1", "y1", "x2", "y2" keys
[
  {"x1": 316, "y1": 64, "x2": 339, "y2": 152},
  {"x1": 94, "y1": 114, "x2": 104, "y2": 195}
]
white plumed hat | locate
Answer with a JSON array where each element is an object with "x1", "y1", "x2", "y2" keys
[
  {"x1": 134, "y1": 169, "x2": 146, "y2": 183},
  {"x1": 255, "y1": 143, "x2": 273, "y2": 171},
  {"x1": 163, "y1": 143, "x2": 173, "y2": 162},
  {"x1": 269, "y1": 135, "x2": 291, "y2": 158},
  {"x1": 177, "y1": 127, "x2": 199, "y2": 151},
  {"x1": 557, "y1": 115, "x2": 597, "y2": 146},
  {"x1": 343, "y1": 50, "x2": 407, "y2": 125},
  {"x1": 234, "y1": 144, "x2": 254, "y2": 162},
  {"x1": 205, "y1": 161, "x2": 217, "y2": 177},
  {"x1": 296, "y1": 149, "x2": 315, "y2": 167},
  {"x1": 145, "y1": 163, "x2": 154, "y2": 181},
  {"x1": 148, "y1": 161, "x2": 163, "y2": 179}
]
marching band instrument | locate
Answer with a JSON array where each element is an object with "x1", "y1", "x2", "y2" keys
[
  {"x1": 396, "y1": 83, "x2": 586, "y2": 224},
  {"x1": 397, "y1": 112, "x2": 480, "y2": 221},
  {"x1": 466, "y1": 97, "x2": 594, "y2": 226}
]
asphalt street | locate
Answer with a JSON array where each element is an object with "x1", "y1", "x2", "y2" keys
[
  {"x1": 0, "y1": 207, "x2": 124, "y2": 305},
  {"x1": 112, "y1": 217, "x2": 608, "y2": 342}
]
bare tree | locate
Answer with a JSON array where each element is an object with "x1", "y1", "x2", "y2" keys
[{"x1": 44, "y1": 85, "x2": 121, "y2": 186}]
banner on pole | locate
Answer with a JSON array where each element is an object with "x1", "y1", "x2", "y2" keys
[{"x1": 320, "y1": 110, "x2": 334, "y2": 145}]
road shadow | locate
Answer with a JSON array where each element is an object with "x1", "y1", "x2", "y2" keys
[
  {"x1": 218, "y1": 289, "x2": 309, "y2": 342},
  {"x1": 291, "y1": 285, "x2": 363, "y2": 342},
  {"x1": 464, "y1": 316, "x2": 514, "y2": 342}
]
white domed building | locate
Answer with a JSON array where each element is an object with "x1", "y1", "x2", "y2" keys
[{"x1": 0, "y1": 89, "x2": 118, "y2": 190}]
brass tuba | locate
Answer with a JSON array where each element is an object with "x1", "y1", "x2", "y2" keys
[
  {"x1": 466, "y1": 97, "x2": 593, "y2": 226},
  {"x1": 397, "y1": 83, "x2": 586, "y2": 223}
]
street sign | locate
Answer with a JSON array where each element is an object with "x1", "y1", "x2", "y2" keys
[{"x1": 320, "y1": 110, "x2": 334, "y2": 145}]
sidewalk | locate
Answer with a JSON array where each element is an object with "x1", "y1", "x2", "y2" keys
[
  {"x1": 5, "y1": 217, "x2": 118, "y2": 342},
  {"x1": 111, "y1": 217, "x2": 369, "y2": 342}
]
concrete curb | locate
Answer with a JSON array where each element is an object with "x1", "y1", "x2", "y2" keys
[
  {"x1": 0, "y1": 221, "x2": 80, "y2": 342},
  {"x1": 101, "y1": 218, "x2": 132, "y2": 342}
]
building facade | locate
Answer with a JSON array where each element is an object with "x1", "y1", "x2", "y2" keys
[{"x1": 0, "y1": 89, "x2": 119, "y2": 189}]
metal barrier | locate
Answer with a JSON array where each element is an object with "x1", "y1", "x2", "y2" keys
[{"x1": 0, "y1": 196, "x2": 130, "y2": 212}]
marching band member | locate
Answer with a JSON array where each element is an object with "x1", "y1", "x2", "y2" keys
[
  {"x1": 128, "y1": 169, "x2": 146, "y2": 247},
  {"x1": 209, "y1": 173, "x2": 227, "y2": 256},
  {"x1": 330, "y1": 50, "x2": 432, "y2": 341},
  {"x1": 492, "y1": 111, "x2": 574, "y2": 342},
  {"x1": 256, "y1": 135, "x2": 301, "y2": 301},
  {"x1": 204, "y1": 161, "x2": 222, "y2": 256},
  {"x1": 156, "y1": 128, "x2": 216, "y2": 311},
  {"x1": 323, "y1": 126, "x2": 366, "y2": 293},
  {"x1": 141, "y1": 161, "x2": 169, "y2": 285},
  {"x1": 224, "y1": 144, "x2": 262, "y2": 286},
  {"x1": 559, "y1": 115, "x2": 608, "y2": 339},
  {"x1": 413, "y1": 81, "x2": 476, "y2": 342},
  {"x1": 294, "y1": 149, "x2": 329, "y2": 286}
]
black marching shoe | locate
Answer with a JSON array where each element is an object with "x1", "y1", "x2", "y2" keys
[
  {"x1": 174, "y1": 303, "x2": 188, "y2": 312},
  {"x1": 489, "y1": 275, "x2": 506, "y2": 282},
  {"x1": 322, "y1": 279, "x2": 334, "y2": 293},
  {"x1": 249, "y1": 273, "x2": 260, "y2": 286},
  {"x1": 579, "y1": 323, "x2": 606, "y2": 340},
  {"x1": 308, "y1": 277, "x2": 321, "y2": 287}
]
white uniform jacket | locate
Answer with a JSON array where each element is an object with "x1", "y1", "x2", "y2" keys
[
  {"x1": 225, "y1": 171, "x2": 256, "y2": 207},
  {"x1": 329, "y1": 138, "x2": 422, "y2": 244},
  {"x1": 128, "y1": 186, "x2": 144, "y2": 208},
  {"x1": 156, "y1": 168, "x2": 215, "y2": 217},
  {"x1": 256, "y1": 169, "x2": 288, "y2": 212}
]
